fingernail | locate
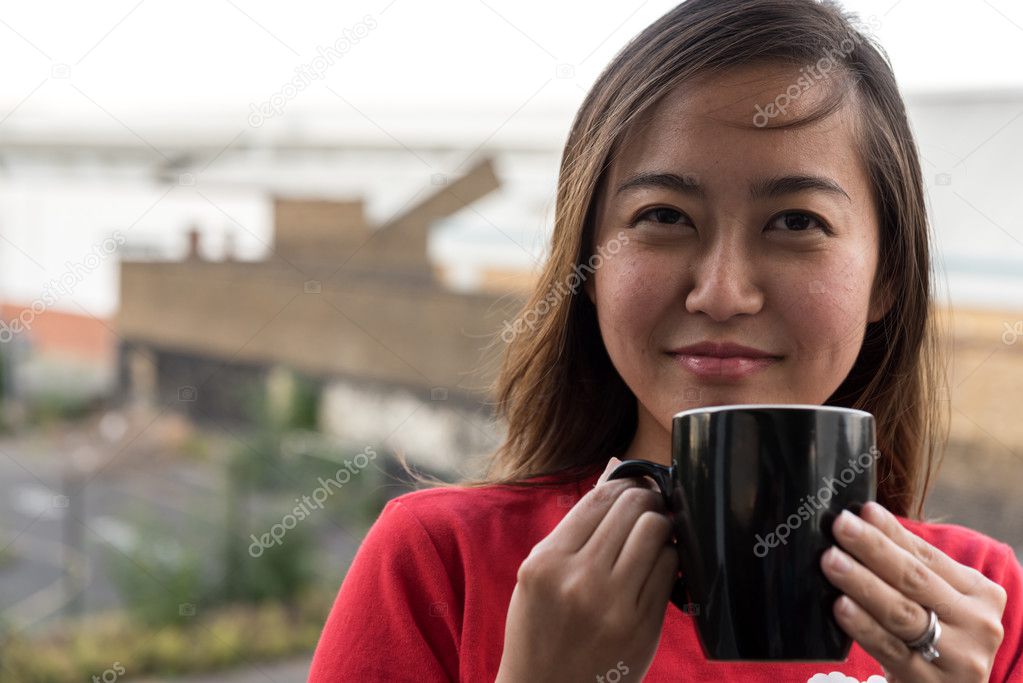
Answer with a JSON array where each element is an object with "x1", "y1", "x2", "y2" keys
[
  {"x1": 838, "y1": 509, "x2": 863, "y2": 537},
  {"x1": 862, "y1": 501, "x2": 885, "y2": 523},
  {"x1": 836, "y1": 595, "x2": 855, "y2": 616},
  {"x1": 827, "y1": 546, "x2": 851, "y2": 572}
]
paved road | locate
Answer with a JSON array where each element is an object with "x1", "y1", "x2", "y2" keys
[{"x1": 0, "y1": 431, "x2": 360, "y2": 630}]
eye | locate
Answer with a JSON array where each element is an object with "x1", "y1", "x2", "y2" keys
[
  {"x1": 632, "y1": 207, "x2": 691, "y2": 227},
  {"x1": 767, "y1": 211, "x2": 831, "y2": 234}
]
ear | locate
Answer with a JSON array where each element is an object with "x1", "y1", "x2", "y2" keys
[{"x1": 868, "y1": 277, "x2": 894, "y2": 323}]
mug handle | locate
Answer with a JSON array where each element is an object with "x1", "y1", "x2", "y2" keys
[{"x1": 605, "y1": 460, "x2": 690, "y2": 614}]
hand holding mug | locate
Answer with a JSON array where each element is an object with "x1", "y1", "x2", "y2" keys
[
  {"x1": 822, "y1": 501, "x2": 1007, "y2": 682},
  {"x1": 496, "y1": 457, "x2": 679, "y2": 682}
]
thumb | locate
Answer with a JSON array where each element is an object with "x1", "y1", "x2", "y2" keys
[{"x1": 596, "y1": 456, "x2": 622, "y2": 486}]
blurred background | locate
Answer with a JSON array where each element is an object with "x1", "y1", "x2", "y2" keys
[{"x1": 0, "y1": 0, "x2": 1021, "y2": 680}]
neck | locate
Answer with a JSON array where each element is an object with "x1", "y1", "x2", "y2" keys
[{"x1": 622, "y1": 404, "x2": 672, "y2": 466}]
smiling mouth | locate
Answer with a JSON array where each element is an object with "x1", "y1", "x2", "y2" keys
[{"x1": 668, "y1": 352, "x2": 781, "y2": 380}]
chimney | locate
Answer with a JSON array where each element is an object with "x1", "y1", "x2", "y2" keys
[
  {"x1": 223, "y1": 230, "x2": 236, "y2": 261},
  {"x1": 186, "y1": 225, "x2": 202, "y2": 261}
]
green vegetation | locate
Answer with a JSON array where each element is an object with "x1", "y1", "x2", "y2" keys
[
  {"x1": 0, "y1": 537, "x2": 14, "y2": 570},
  {"x1": 0, "y1": 364, "x2": 393, "y2": 681},
  {"x1": 0, "y1": 586, "x2": 333, "y2": 682},
  {"x1": 105, "y1": 534, "x2": 204, "y2": 627},
  {"x1": 26, "y1": 393, "x2": 99, "y2": 427}
]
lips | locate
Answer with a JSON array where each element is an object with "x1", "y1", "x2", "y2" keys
[
  {"x1": 668, "y1": 341, "x2": 782, "y2": 380},
  {"x1": 668, "y1": 341, "x2": 779, "y2": 358}
]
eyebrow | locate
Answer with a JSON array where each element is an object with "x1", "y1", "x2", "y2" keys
[{"x1": 615, "y1": 171, "x2": 851, "y2": 202}]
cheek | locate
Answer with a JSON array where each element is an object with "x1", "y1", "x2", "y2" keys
[
  {"x1": 780, "y1": 255, "x2": 875, "y2": 360},
  {"x1": 593, "y1": 253, "x2": 675, "y2": 351}
]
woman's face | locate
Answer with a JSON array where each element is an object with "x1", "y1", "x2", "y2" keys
[{"x1": 589, "y1": 63, "x2": 891, "y2": 444}]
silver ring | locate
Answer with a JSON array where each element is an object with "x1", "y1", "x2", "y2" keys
[{"x1": 904, "y1": 608, "x2": 942, "y2": 663}]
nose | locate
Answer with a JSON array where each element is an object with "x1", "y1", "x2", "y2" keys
[{"x1": 684, "y1": 230, "x2": 764, "y2": 322}]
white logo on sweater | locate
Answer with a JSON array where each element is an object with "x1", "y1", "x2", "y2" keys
[{"x1": 806, "y1": 673, "x2": 887, "y2": 683}]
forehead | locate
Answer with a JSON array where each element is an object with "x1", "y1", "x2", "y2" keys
[{"x1": 610, "y1": 63, "x2": 867, "y2": 194}]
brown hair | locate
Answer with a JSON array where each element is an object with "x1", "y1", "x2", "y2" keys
[{"x1": 403, "y1": 0, "x2": 950, "y2": 519}]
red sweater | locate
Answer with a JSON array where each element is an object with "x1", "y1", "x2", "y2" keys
[{"x1": 308, "y1": 467, "x2": 1023, "y2": 682}]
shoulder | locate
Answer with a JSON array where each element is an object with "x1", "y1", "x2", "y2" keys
[
  {"x1": 386, "y1": 472, "x2": 586, "y2": 531},
  {"x1": 366, "y1": 471, "x2": 590, "y2": 555}
]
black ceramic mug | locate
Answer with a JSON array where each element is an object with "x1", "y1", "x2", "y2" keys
[{"x1": 606, "y1": 404, "x2": 877, "y2": 661}]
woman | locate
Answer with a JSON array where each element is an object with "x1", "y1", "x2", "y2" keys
[{"x1": 308, "y1": 0, "x2": 1022, "y2": 680}]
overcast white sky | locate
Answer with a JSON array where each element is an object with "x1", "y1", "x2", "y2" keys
[
  {"x1": 1, "y1": 0, "x2": 1022, "y2": 133},
  {"x1": 1, "y1": 0, "x2": 1022, "y2": 316}
]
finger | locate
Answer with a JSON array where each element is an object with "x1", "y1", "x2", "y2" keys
[
  {"x1": 860, "y1": 501, "x2": 988, "y2": 597},
  {"x1": 597, "y1": 456, "x2": 661, "y2": 491},
  {"x1": 821, "y1": 545, "x2": 932, "y2": 643},
  {"x1": 613, "y1": 506, "x2": 673, "y2": 583},
  {"x1": 832, "y1": 509, "x2": 961, "y2": 616},
  {"x1": 638, "y1": 544, "x2": 679, "y2": 613},
  {"x1": 596, "y1": 457, "x2": 622, "y2": 486},
  {"x1": 859, "y1": 501, "x2": 1010, "y2": 629},
  {"x1": 548, "y1": 476, "x2": 654, "y2": 554},
  {"x1": 582, "y1": 485, "x2": 667, "y2": 567},
  {"x1": 831, "y1": 595, "x2": 947, "y2": 681}
]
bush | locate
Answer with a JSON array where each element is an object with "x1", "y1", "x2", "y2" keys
[
  {"x1": 219, "y1": 511, "x2": 317, "y2": 605},
  {"x1": 27, "y1": 392, "x2": 97, "y2": 426},
  {"x1": 0, "y1": 587, "x2": 334, "y2": 682},
  {"x1": 105, "y1": 531, "x2": 203, "y2": 627}
]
